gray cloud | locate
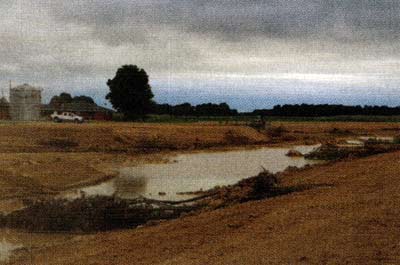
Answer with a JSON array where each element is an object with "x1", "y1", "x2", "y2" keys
[
  {"x1": 45, "y1": 0, "x2": 400, "y2": 44},
  {"x1": 0, "y1": 0, "x2": 400, "y2": 109}
]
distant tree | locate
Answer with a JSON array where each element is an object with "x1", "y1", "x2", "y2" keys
[
  {"x1": 252, "y1": 104, "x2": 400, "y2": 117},
  {"x1": 59, "y1": 93, "x2": 73, "y2": 103},
  {"x1": 73, "y1": 95, "x2": 95, "y2": 104},
  {"x1": 50, "y1": 93, "x2": 95, "y2": 106},
  {"x1": 172, "y1": 103, "x2": 195, "y2": 116},
  {"x1": 106, "y1": 65, "x2": 154, "y2": 120},
  {"x1": 49, "y1": 92, "x2": 73, "y2": 106}
]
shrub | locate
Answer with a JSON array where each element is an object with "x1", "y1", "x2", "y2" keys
[
  {"x1": 328, "y1": 128, "x2": 353, "y2": 135},
  {"x1": 266, "y1": 126, "x2": 287, "y2": 138},
  {"x1": 249, "y1": 170, "x2": 279, "y2": 199},
  {"x1": 1, "y1": 196, "x2": 193, "y2": 232}
]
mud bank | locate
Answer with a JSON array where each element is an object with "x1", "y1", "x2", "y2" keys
[{"x1": 8, "y1": 150, "x2": 400, "y2": 265}]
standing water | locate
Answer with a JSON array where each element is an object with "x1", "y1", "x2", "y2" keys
[{"x1": 64, "y1": 145, "x2": 320, "y2": 201}]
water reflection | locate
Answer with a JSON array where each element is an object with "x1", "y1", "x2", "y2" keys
[
  {"x1": 65, "y1": 145, "x2": 320, "y2": 201},
  {"x1": 359, "y1": 136, "x2": 394, "y2": 142}
]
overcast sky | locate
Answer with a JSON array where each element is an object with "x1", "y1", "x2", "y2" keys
[{"x1": 1, "y1": 0, "x2": 400, "y2": 111}]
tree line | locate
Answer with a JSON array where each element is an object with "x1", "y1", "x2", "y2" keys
[
  {"x1": 253, "y1": 104, "x2": 400, "y2": 117},
  {"x1": 152, "y1": 102, "x2": 238, "y2": 116}
]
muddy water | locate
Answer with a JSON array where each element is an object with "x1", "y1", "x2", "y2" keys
[
  {"x1": 345, "y1": 136, "x2": 395, "y2": 146},
  {"x1": 359, "y1": 136, "x2": 394, "y2": 142},
  {"x1": 64, "y1": 145, "x2": 320, "y2": 201},
  {"x1": 0, "y1": 145, "x2": 319, "y2": 262}
]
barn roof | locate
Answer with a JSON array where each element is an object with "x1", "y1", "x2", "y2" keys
[{"x1": 42, "y1": 102, "x2": 114, "y2": 113}]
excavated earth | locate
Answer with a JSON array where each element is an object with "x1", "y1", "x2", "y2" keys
[
  {"x1": 1, "y1": 121, "x2": 400, "y2": 264},
  {"x1": 8, "y1": 151, "x2": 400, "y2": 265}
]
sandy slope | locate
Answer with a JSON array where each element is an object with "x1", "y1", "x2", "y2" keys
[{"x1": 10, "y1": 151, "x2": 400, "y2": 265}]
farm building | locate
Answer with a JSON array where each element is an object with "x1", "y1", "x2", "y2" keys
[
  {"x1": 0, "y1": 97, "x2": 10, "y2": 120},
  {"x1": 42, "y1": 102, "x2": 114, "y2": 121},
  {"x1": 9, "y1": 84, "x2": 42, "y2": 121}
]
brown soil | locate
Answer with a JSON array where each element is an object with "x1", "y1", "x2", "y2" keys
[
  {"x1": 0, "y1": 121, "x2": 397, "y2": 202},
  {"x1": 2, "y1": 121, "x2": 400, "y2": 264},
  {"x1": 8, "y1": 151, "x2": 400, "y2": 265},
  {"x1": 0, "y1": 122, "x2": 268, "y2": 201},
  {"x1": 0, "y1": 122, "x2": 269, "y2": 153}
]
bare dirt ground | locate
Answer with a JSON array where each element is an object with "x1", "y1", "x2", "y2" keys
[
  {"x1": 8, "y1": 151, "x2": 400, "y2": 265},
  {"x1": 1, "y1": 121, "x2": 400, "y2": 264},
  {"x1": 0, "y1": 122, "x2": 268, "y2": 201},
  {"x1": 2, "y1": 120, "x2": 397, "y2": 201},
  {"x1": 0, "y1": 121, "x2": 398, "y2": 203}
]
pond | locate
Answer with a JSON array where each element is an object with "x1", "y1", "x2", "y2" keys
[
  {"x1": 63, "y1": 145, "x2": 320, "y2": 201},
  {"x1": 1, "y1": 145, "x2": 320, "y2": 262}
]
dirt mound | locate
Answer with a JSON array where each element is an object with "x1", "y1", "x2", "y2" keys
[{"x1": 0, "y1": 122, "x2": 269, "y2": 153}]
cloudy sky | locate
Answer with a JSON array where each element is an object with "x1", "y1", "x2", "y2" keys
[{"x1": 1, "y1": 0, "x2": 400, "y2": 111}]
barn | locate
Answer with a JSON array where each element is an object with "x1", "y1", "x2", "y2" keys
[{"x1": 42, "y1": 102, "x2": 114, "y2": 121}]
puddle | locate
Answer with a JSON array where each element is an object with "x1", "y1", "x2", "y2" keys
[
  {"x1": 345, "y1": 140, "x2": 364, "y2": 146},
  {"x1": 359, "y1": 136, "x2": 394, "y2": 142},
  {"x1": 64, "y1": 145, "x2": 320, "y2": 201},
  {"x1": 345, "y1": 136, "x2": 395, "y2": 146}
]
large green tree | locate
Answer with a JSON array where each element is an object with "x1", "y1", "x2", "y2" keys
[{"x1": 106, "y1": 65, "x2": 154, "y2": 120}]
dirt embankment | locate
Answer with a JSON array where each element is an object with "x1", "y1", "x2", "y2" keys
[
  {"x1": 0, "y1": 122, "x2": 269, "y2": 153},
  {"x1": 8, "y1": 151, "x2": 400, "y2": 265},
  {"x1": 272, "y1": 121, "x2": 400, "y2": 144},
  {"x1": 0, "y1": 122, "x2": 269, "y2": 201},
  {"x1": 2, "y1": 121, "x2": 398, "y2": 153},
  {"x1": 0, "y1": 121, "x2": 398, "y2": 202}
]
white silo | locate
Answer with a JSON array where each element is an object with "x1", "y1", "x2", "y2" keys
[{"x1": 9, "y1": 84, "x2": 42, "y2": 121}]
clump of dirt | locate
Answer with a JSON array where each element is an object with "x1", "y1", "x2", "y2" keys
[
  {"x1": 198, "y1": 170, "x2": 295, "y2": 209},
  {"x1": 328, "y1": 128, "x2": 353, "y2": 135},
  {"x1": 305, "y1": 141, "x2": 400, "y2": 161},
  {"x1": 286, "y1": 149, "x2": 304, "y2": 157}
]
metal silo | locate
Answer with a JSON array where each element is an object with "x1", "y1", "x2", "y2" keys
[{"x1": 9, "y1": 84, "x2": 42, "y2": 121}]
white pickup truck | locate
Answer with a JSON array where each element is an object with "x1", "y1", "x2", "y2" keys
[{"x1": 50, "y1": 111, "x2": 84, "y2": 123}]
